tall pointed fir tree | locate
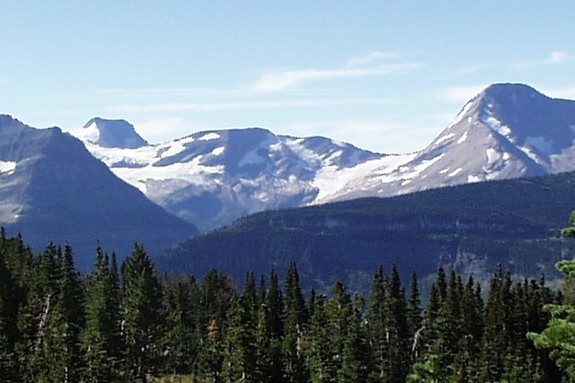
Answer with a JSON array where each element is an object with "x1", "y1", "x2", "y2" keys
[
  {"x1": 221, "y1": 296, "x2": 258, "y2": 382},
  {"x1": 338, "y1": 295, "x2": 370, "y2": 383},
  {"x1": 15, "y1": 242, "x2": 61, "y2": 382},
  {"x1": 121, "y1": 243, "x2": 163, "y2": 382},
  {"x1": 82, "y1": 247, "x2": 123, "y2": 383},
  {"x1": 367, "y1": 266, "x2": 387, "y2": 382},
  {"x1": 283, "y1": 262, "x2": 309, "y2": 383},
  {"x1": 42, "y1": 245, "x2": 85, "y2": 383},
  {"x1": 306, "y1": 294, "x2": 337, "y2": 383},
  {"x1": 383, "y1": 264, "x2": 410, "y2": 383}
]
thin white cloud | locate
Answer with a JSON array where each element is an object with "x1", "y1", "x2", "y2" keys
[
  {"x1": 344, "y1": 51, "x2": 403, "y2": 68},
  {"x1": 441, "y1": 85, "x2": 487, "y2": 103},
  {"x1": 252, "y1": 62, "x2": 421, "y2": 92},
  {"x1": 108, "y1": 97, "x2": 396, "y2": 113},
  {"x1": 546, "y1": 51, "x2": 568, "y2": 64},
  {"x1": 513, "y1": 51, "x2": 569, "y2": 69}
]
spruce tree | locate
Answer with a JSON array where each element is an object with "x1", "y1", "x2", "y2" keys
[
  {"x1": 338, "y1": 296, "x2": 370, "y2": 383},
  {"x1": 367, "y1": 266, "x2": 387, "y2": 382},
  {"x1": 221, "y1": 296, "x2": 258, "y2": 382},
  {"x1": 43, "y1": 245, "x2": 85, "y2": 383},
  {"x1": 82, "y1": 247, "x2": 124, "y2": 382},
  {"x1": 306, "y1": 294, "x2": 337, "y2": 383},
  {"x1": 121, "y1": 243, "x2": 163, "y2": 382},
  {"x1": 283, "y1": 262, "x2": 308, "y2": 383}
]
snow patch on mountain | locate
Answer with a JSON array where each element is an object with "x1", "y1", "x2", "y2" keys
[{"x1": 0, "y1": 161, "x2": 16, "y2": 175}]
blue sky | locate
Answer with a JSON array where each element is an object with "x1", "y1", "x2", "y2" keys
[{"x1": 1, "y1": 1, "x2": 574, "y2": 153}]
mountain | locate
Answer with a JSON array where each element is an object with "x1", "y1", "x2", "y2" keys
[
  {"x1": 78, "y1": 117, "x2": 149, "y2": 149},
  {"x1": 0, "y1": 115, "x2": 197, "y2": 268},
  {"x1": 77, "y1": 126, "x2": 390, "y2": 231},
  {"x1": 156, "y1": 170, "x2": 575, "y2": 290},
  {"x1": 76, "y1": 83, "x2": 575, "y2": 233}
]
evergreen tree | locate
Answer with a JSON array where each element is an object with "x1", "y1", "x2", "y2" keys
[
  {"x1": 82, "y1": 247, "x2": 124, "y2": 382},
  {"x1": 15, "y1": 242, "x2": 61, "y2": 382},
  {"x1": 383, "y1": 265, "x2": 410, "y2": 383},
  {"x1": 121, "y1": 243, "x2": 163, "y2": 382},
  {"x1": 221, "y1": 296, "x2": 258, "y2": 382},
  {"x1": 282, "y1": 262, "x2": 308, "y2": 383},
  {"x1": 367, "y1": 266, "x2": 387, "y2": 382},
  {"x1": 407, "y1": 270, "x2": 422, "y2": 340},
  {"x1": 306, "y1": 294, "x2": 337, "y2": 383},
  {"x1": 0, "y1": 245, "x2": 18, "y2": 382},
  {"x1": 160, "y1": 276, "x2": 199, "y2": 376},
  {"x1": 43, "y1": 245, "x2": 85, "y2": 383},
  {"x1": 338, "y1": 296, "x2": 370, "y2": 383}
]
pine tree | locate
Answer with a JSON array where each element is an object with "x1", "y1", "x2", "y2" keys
[
  {"x1": 15, "y1": 242, "x2": 61, "y2": 382},
  {"x1": 367, "y1": 266, "x2": 387, "y2": 382},
  {"x1": 221, "y1": 296, "x2": 258, "y2": 382},
  {"x1": 43, "y1": 245, "x2": 85, "y2": 383},
  {"x1": 283, "y1": 262, "x2": 309, "y2": 383},
  {"x1": 160, "y1": 276, "x2": 199, "y2": 376},
  {"x1": 82, "y1": 247, "x2": 124, "y2": 382},
  {"x1": 383, "y1": 264, "x2": 410, "y2": 383},
  {"x1": 121, "y1": 243, "x2": 163, "y2": 382},
  {"x1": 338, "y1": 296, "x2": 370, "y2": 383},
  {"x1": 306, "y1": 294, "x2": 337, "y2": 383},
  {"x1": 407, "y1": 270, "x2": 422, "y2": 339}
]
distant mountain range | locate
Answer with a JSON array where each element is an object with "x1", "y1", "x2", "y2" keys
[
  {"x1": 76, "y1": 83, "x2": 575, "y2": 232},
  {"x1": 1, "y1": 82, "x2": 574, "y2": 276},
  {"x1": 0, "y1": 115, "x2": 197, "y2": 269}
]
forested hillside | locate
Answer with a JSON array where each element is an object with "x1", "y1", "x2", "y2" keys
[
  {"x1": 0, "y1": 230, "x2": 573, "y2": 382},
  {"x1": 158, "y1": 171, "x2": 575, "y2": 290}
]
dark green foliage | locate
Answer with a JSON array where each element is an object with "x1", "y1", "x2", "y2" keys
[
  {"x1": 82, "y1": 247, "x2": 123, "y2": 382},
  {"x1": 121, "y1": 243, "x2": 163, "y2": 382},
  {"x1": 0, "y1": 228, "x2": 572, "y2": 382}
]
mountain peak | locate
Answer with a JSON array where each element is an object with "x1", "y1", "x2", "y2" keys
[{"x1": 79, "y1": 117, "x2": 148, "y2": 149}]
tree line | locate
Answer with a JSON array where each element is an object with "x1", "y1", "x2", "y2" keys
[{"x1": 0, "y1": 229, "x2": 572, "y2": 382}]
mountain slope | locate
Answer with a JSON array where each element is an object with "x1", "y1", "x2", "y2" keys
[
  {"x1": 156, "y1": 170, "x2": 575, "y2": 289},
  {"x1": 77, "y1": 83, "x2": 575, "y2": 233},
  {"x1": 327, "y1": 83, "x2": 575, "y2": 201},
  {"x1": 0, "y1": 115, "x2": 197, "y2": 268},
  {"x1": 78, "y1": 126, "x2": 396, "y2": 231}
]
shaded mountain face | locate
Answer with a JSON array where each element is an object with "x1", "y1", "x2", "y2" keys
[
  {"x1": 156, "y1": 171, "x2": 575, "y2": 291},
  {"x1": 77, "y1": 83, "x2": 575, "y2": 232},
  {"x1": 0, "y1": 115, "x2": 197, "y2": 269}
]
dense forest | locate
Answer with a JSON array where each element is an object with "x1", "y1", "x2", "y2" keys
[{"x1": 0, "y1": 228, "x2": 574, "y2": 382}]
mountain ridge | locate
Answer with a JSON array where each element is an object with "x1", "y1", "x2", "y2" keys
[
  {"x1": 76, "y1": 83, "x2": 575, "y2": 232},
  {"x1": 0, "y1": 115, "x2": 198, "y2": 268}
]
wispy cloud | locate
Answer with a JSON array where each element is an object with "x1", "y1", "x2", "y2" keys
[
  {"x1": 441, "y1": 85, "x2": 487, "y2": 103},
  {"x1": 546, "y1": 51, "x2": 569, "y2": 64},
  {"x1": 108, "y1": 97, "x2": 396, "y2": 113},
  {"x1": 252, "y1": 53, "x2": 421, "y2": 92},
  {"x1": 344, "y1": 51, "x2": 403, "y2": 68},
  {"x1": 513, "y1": 51, "x2": 570, "y2": 69}
]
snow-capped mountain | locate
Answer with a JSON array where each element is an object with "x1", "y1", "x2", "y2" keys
[
  {"x1": 76, "y1": 83, "x2": 575, "y2": 232},
  {"x1": 328, "y1": 83, "x2": 575, "y2": 201},
  {"x1": 0, "y1": 115, "x2": 197, "y2": 268},
  {"x1": 78, "y1": 126, "x2": 394, "y2": 231}
]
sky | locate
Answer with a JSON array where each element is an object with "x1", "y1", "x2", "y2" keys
[{"x1": 1, "y1": 1, "x2": 574, "y2": 154}]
